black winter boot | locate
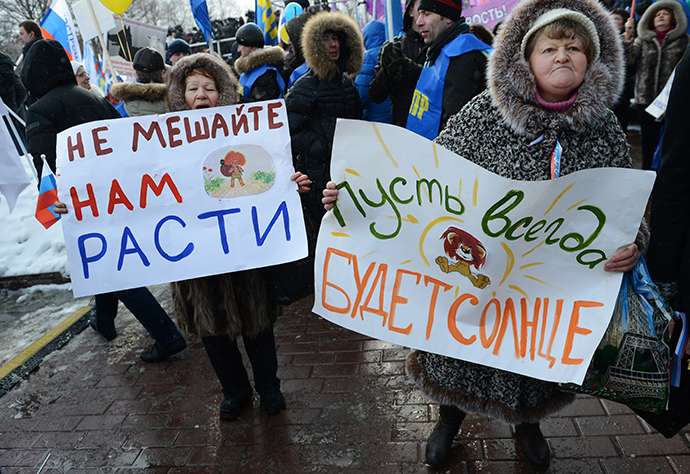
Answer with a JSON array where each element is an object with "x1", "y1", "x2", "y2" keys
[
  {"x1": 425, "y1": 405, "x2": 466, "y2": 468},
  {"x1": 515, "y1": 422, "x2": 551, "y2": 470}
]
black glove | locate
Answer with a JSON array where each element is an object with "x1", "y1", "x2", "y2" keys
[{"x1": 378, "y1": 40, "x2": 421, "y2": 81}]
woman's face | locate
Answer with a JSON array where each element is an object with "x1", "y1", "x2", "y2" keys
[
  {"x1": 184, "y1": 72, "x2": 219, "y2": 109},
  {"x1": 612, "y1": 13, "x2": 625, "y2": 31},
  {"x1": 529, "y1": 32, "x2": 588, "y2": 103},
  {"x1": 76, "y1": 66, "x2": 91, "y2": 90},
  {"x1": 654, "y1": 9, "x2": 674, "y2": 31}
]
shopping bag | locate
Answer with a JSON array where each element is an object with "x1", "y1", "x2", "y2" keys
[
  {"x1": 633, "y1": 311, "x2": 690, "y2": 437},
  {"x1": 561, "y1": 256, "x2": 673, "y2": 412}
]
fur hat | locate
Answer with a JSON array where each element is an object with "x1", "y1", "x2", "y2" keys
[
  {"x1": 165, "y1": 53, "x2": 239, "y2": 112},
  {"x1": 520, "y1": 8, "x2": 601, "y2": 64},
  {"x1": 417, "y1": 0, "x2": 463, "y2": 22},
  {"x1": 301, "y1": 11, "x2": 363, "y2": 81},
  {"x1": 488, "y1": 0, "x2": 624, "y2": 134}
]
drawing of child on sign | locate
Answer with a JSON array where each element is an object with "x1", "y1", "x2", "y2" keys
[
  {"x1": 220, "y1": 151, "x2": 246, "y2": 188},
  {"x1": 203, "y1": 144, "x2": 276, "y2": 199}
]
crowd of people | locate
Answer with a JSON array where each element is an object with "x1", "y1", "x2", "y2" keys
[{"x1": 3, "y1": 0, "x2": 690, "y2": 470}]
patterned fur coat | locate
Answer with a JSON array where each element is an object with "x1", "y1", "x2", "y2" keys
[
  {"x1": 406, "y1": 0, "x2": 647, "y2": 424},
  {"x1": 625, "y1": 0, "x2": 689, "y2": 106},
  {"x1": 165, "y1": 54, "x2": 277, "y2": 338}
]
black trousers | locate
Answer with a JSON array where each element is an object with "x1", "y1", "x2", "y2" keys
[
  {"x1": 201, "y1": 327, "x2": 280, "y2": 400},
  {"x1": 637, "y1": 104, "x2": 663, "y2": 171}
]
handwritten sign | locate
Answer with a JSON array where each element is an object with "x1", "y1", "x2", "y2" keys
[
  {"x1": 313, "y1": 120, "x2": 655, "y2": 384},
  {"x1": 56, "y1": 100, "x2": 307, "y2": 298}
]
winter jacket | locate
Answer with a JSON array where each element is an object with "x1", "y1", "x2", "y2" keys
[
  {"x1": 285, "y1": 12, "x2": 363, "y2": 200},
  {"x1": 282, "y1": 12, "x2": 312, "y2": 85},
  {"x1": 648, "y1": 45, "x2": 690, "y2": 310},
  {"x1": 165, "y1": 53, "x2": 277, "y2": 338},
  {"x1": 109, "y1": 82, "x2": 167, "y2": 117},
  {"x1": 235, "y1": 45, "x2": 286, "y2": 102},
  {"x1": 354, "y1": 21, "x2": 391, "y2": 123},
  {"x1": 22, "y1": 39, "x2": 120, "y2": 177},
  {"x1": 0, "y1": 52, "x2": 19, "y2": 113},
  {"x1": 407, "y1": 0, "x2": 642, "y2": 424},
  {"x1": 369, "y1": 29, "x2": 426, "y2": 127},
  {"x1": 417, "y1": 20, "x2": 489, "y2": 136},
  {"x1": 625, "y1": 0, "x2": 689, "y2": 105}
]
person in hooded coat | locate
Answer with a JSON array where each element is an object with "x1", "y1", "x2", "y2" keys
[
  {"x1": 41, "y1": 39, "x2": 188, "y2": 364},
  {"x1": 323, "y1": 0, "x2": 648, "y2": 469},
  {"x1": 22, "y1": 39, "x2": 121, "y2": 178},
  {"x1": 408, "y1": 0, "x2": 648, "y2": 468},
  {"x1": 285, "y1": 11, "x2": 363, "y2": 226},
  {"x1": 354, "y1": 20, "x2": 392, "y2": 123},
  {"x1": 623, "y1": 0, "x2": 689, "y2": 170},
  {"x1": 282, "y1": 12, "x2": 312, "y2": 87},
  {"x1": 166, "y1": 53, "x2": 310, "y2": 421},
  {"x1": 369, "y1": 0, "x2": 426, "y2": 127},
  {"x1": 234, "y1": 23, "x2": 286, "y2": 102}
]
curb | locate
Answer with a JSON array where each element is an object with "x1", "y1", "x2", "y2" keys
[
  {"x1": 0, "y1": 305, "x2": 94, "y2": 398},
  {"x1": 0, "y1": 272, "x2": 70, "y2": 290}
]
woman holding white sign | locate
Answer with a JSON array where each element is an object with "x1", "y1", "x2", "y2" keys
[
  {"x1": 165, "y1": 53, "x2": 310, "y2": 421},
  {"x1": 323, "y1": 0, "x2": 647, "y2": 469}
]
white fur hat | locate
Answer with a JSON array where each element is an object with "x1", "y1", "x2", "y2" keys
[{"x1": 520, "y1": 8, "x2": 601, "y2": 64}]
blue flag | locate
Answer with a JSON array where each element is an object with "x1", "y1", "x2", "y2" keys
[
  {"x1": 256, "y1": 0, "x2": 279, "y2": 46},
  {"x1": 190, "y1": 0, "x2": 214, "y2": 44}
]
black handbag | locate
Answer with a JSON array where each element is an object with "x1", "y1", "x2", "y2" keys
[
  {"x1": 633, "y1": 311, "x2": 690, "y2": 438},
  {"x1": 266, "y1": 194, "x2": 319, "y2": 306}
]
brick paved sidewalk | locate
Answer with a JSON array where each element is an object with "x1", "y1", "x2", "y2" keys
[{"x1": 0, "y1": 294, "x2": 688, "y2": 473}]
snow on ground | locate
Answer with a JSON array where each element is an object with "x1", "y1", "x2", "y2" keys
[
  {"x1": 0, "y1": 157, "x2": 70, "y2": 278},
  {"x1": 0, "y1": 158, "x2": 85, "y2": 366}
]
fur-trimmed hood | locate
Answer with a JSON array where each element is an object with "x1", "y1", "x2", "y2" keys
[
  {"x1": 110, "y1": 81, "x2": 167, "y2": 102},
  {"x1": 301, "y1": 11, "x2": 364, "y2": 81},
  {"x1": 165, "y1": 53, "x2": 239, "y2": 112},
  {"x1": 234, "y1": 45, "x2": 285, "y2": 75},
  {"x1": 636, "y1": 0, "x2": 688, "y2": 42},
  {"x1": 489, "y1": 0, "x2": 623, "y2": 136}
]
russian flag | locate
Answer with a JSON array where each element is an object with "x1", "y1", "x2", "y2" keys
[
  {"x1": 35, "y1": 161, "x2": 61, "y2": 230},
  {"x1": 40, "y1": 0, "x2": 82, "y2": 62}
]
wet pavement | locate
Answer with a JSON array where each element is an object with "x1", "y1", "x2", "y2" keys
[{"x1": 1, "y1": 292, "x2": 689, "y2": 473}]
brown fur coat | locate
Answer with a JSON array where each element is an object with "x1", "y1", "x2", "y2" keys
[
  {"x1": 165, "y1": 54, "x2": 276, "y2": 338},
  {"x1": 625, "y1": 0, "x2": 689, "y2": 105}
]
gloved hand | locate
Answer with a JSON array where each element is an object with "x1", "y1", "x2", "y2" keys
[{"x1": 378, "y1": 40, "x2": 420, "y2": 80}]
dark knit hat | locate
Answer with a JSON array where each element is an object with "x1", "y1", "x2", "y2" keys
[
  {"x1": 417, "y1": 0, "x2": 463, "y2": 21},
  {"x1": 133, "y1": 47, "x2": 165, "y2": 72},
  {"x1": 168, "y1": 38, "x2": 192, "y2": 56}
]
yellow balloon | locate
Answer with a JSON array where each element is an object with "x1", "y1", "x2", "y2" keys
[
  {"x1": 99, "y1": 0, "x2": 133, "y2": 15},
  {"x1": 280, "y1": 24, "x2": 290, "y2": 45}
]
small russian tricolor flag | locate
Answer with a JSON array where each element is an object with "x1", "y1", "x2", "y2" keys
[
  {"x1": 35, "y1": 160, "x2": 61, "y2": 230},
  {"x1": 40, "y1": 0, "x2": 81, "y2": 62}
]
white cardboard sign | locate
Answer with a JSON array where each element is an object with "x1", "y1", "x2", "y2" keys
[
  {"x1": 313, "y1": 120, "x2": 655, "y2": 384},
  {"x1": 56, "y1": 100, "x2": 307, "y2": 297}
]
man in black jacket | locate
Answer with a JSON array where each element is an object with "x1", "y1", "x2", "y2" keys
[
  {"x1": 369, "y1": 0, "x2": 427, "y2": 127},
  {"x1": 24, "y1": 40, "x2": 187, "y2": 363},
  {"x1": 405, "y1": 0, "x2": 491, "y2": 139}
]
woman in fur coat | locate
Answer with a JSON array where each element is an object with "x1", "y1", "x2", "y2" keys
[
  {"x1": 623, "y1": 0, "x2": 689, "y2": 170},
  {"x1": 323, "y1": 0, "x2": 646, "y2": 469},
  {"x1": 166, "y1": 53, "x2": 310, "y2": 421}
]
